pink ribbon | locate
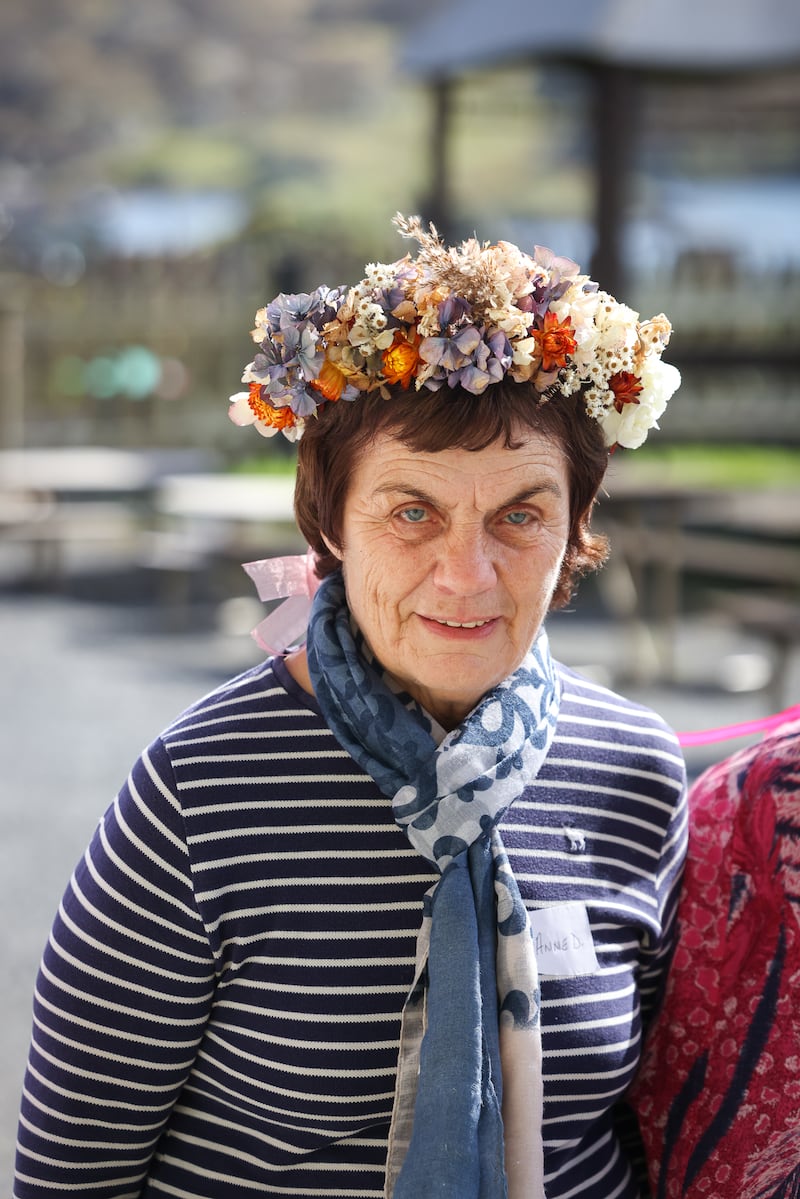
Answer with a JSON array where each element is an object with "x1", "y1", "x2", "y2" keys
[
  {"x1": 242, "y1": 549, "x2": 320, "y2": 654},
  {"x1": 677, "y1": 703, "x2": 800, "y2": 747}
]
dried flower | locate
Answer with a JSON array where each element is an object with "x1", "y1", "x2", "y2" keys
[
  {"x1": 608, "y1": 371, "x2": 644, "y2": 413},
  {"x1": 530, "y1": 311, "x2": 578, "y2": 373},
  {"x1": 382, "y1": 332, "x2": 421, "y2": 389},
  {"x1": 229, "y1": 214, "x2": 680, "y2": 448},
  {"x1": 228, "y1": 385, "x2": 300, "y2": 439}
]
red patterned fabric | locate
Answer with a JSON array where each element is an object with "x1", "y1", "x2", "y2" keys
[{"x1": 630, "y1": 718, "x2": 800, "y2": 1199}]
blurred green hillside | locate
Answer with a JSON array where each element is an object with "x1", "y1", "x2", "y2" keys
[{"x1": 0, "y1": 0, "x2": 589, "y2": 267}]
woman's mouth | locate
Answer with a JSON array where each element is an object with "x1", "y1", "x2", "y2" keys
[
  {"x1": 419, "y1": 614, "x2": 499, "y2": 638},
  {"x1": 431, "y1": 617, "x2": 491, "y2": 629}
]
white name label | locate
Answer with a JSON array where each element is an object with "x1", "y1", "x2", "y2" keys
[{"x1": 528, "y1": 901, "x2": 599, "y2": 977}]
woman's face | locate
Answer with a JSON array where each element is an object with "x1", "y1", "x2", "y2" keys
[{"x1": 326, "y1": 427, "x2": 571, "y2": 729}]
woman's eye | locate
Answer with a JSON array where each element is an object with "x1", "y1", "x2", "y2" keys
[
  {"x1": 504, "y1": 510, "x2": 531, "y2": 526},
  {"x1": 399, "y1": 507, "x2": 428, "y2": 523}
]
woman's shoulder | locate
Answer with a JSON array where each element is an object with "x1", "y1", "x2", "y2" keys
[
  {"x1": 554, "y1": 659, "x2": 681, "y2": 744},
  {"x1": 159, "y1": 653, "x2": 323, "y2": 746},
  {"x1": 142, "y1": 654, "x2": 345, "y2": 814},
  {"x1": 687, "y1": 716, "x2": 800, "y2": 864},
  {"x1": 550, "y1": 659, "x2": 687, "y2": 796}
]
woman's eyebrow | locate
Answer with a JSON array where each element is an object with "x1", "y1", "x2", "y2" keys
[
  {"x1": 501, "y1": 482, "x2": 564, "y2": 506},
  {"x1": 372, "y1": 481, "x2": 564, "y2": 506},
  {"x1": 371, "y1": 483, "x2": 440, "y2": 505}
]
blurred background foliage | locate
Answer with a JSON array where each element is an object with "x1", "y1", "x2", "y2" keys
[{"x1": 0, "y1": 0, "x2": 798, "y2": 465}]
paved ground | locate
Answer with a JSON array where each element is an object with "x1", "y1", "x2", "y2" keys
[{"x1": 2, "y1": 572, "x2": 797, "y2": 1187}]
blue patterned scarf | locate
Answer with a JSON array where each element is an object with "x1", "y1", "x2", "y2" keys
[{"x1": 306, "y1": 571, "x2": 560, "y2": 1199}]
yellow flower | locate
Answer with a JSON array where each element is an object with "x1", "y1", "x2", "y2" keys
[
  {"x1": 247, "y1": 382, "x2": 298, "y2": 431},
  {"x1": 311, "y1": 358, "x2": 349, "y2": 402},
  {"x1": 382, "y1": 331, "x2": 421, "y2": 389}
]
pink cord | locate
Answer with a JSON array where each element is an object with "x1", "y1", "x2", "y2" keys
[{"x1": 677, "y1": 704, "x2": 800, "y2": 747}]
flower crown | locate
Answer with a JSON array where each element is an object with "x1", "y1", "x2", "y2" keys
[{"x1": 229, "y1": 213, "x2": 680, "y2": 450}]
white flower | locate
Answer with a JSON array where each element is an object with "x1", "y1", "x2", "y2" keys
[
  {"x1": 511, "y1": 336, "x2": 539, "y2": 367},
  {"x1": 365, "y1": 262, "x2": 394, "y2": 287},
  {"x1": 281, "y1": 421, "x2": 305, "y2": 443},
  {"x1": 584, "y1": 388, "x2": 609, "y2": 419},
  {"x1": 357, "y1": 298, "x2": 383, "y2": 320},
  {"x1": 599, "y1": 360, "x2": 681, "y2": 449},
  {"x1": 250, "y1": 307, "x2": 270, "y2": 343},
  {"x1": 551, "y1": 286, "x2": 600, "y2": 343},
  {"x1": 228, "y1": 391, "x2": 254, "y2": 424},
  {"x1": 488, "y1": 306, "x2": 530, "y2": 340},
  {"x1": 228, "y1": 391, "x2": 279, "y2": 438},
  {"x1": 596, "y1": 298, "x2": 640, "y2": 354},
  {"x1": 559, "y1": 366, "x2": 579, "y2": 395}
]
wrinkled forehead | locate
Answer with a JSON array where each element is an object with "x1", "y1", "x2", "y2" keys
[{"x1": 345, "y1": 427, "x2": 571, "y2": 511}]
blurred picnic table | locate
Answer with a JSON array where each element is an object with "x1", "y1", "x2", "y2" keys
[
  {"x1": 596, "y1": 464, "x2": 800, "y2": 699},
  {"x1": 0, "y1": 446, "x2": 218, "y2": 582}
]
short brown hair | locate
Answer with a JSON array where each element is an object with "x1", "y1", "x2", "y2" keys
[{"x1": 294, "y1": 380, "x2": 609, "y2": 609}]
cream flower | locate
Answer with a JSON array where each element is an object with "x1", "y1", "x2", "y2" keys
[
  {"x1": 550, "y1": 285, "x2": 599, "y2": 342},
  {"x1": 228, "y1": 391, "x2": 302, "y2": 440},
  {"x1": 599, "y1": 360, "x2": 681, "y2": 449}
]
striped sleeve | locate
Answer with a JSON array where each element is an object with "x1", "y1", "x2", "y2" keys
[
  {"x1": 14, "y1": 739, "x2": 216, "y2": 1199},
  {"x1": 636, "y1": 755, "x2": 687, "y2": 1030}
]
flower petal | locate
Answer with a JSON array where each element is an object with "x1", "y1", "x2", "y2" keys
[{"x1": 228, "y1": 392, "x2": 256, "y2": 427}]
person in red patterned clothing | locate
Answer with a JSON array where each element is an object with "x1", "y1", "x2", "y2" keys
[{"x1": 630, "y1": 712, "x2": 800, "y2": 1199}]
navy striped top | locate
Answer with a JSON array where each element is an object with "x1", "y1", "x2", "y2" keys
[{"x1": 15, "y1": 654, "x2": 687, "y2": 1198}]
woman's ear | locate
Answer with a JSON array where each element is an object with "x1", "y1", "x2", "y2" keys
[{"x1": 320, "y1": 532, "x2": 344, "y2": 562}]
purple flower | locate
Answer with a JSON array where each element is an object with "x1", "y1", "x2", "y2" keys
[
  {"x1": 262, "y1": 374, "x2": 293, "y2": 404},
  {"x1": 287, "y1": 385, "x2": 320, "y2": 418},
  {"x1": 419, "y1": 326, "x2": 512, "y2": 395},
  {"x1": 246, "y1": 348, "x2": 280, "y2": 383},
  {"x1": 420, "y1": 325, "x2": 482, "y2": 373},
  {"x1": 381, "y1": 282, "x2": 410, "y2": 312},
  {"x1": 265, "y1": 286, "x2": 342, "y2": 335},
  {"x1": 532, "y1": 245, "x2": 580, "y2": 277},
  {"x1": 514, "y1": 247, "x2": 583, "y2": 318},
  {"x1": 437, "y1": 295, "x2": 472, "y2": 329},
  {"x1": 281, "y1": 323, "x2": 324, "y2": 382},
  {"x1": 455, "y1": 329, "x2": 512, "y2": 395}
]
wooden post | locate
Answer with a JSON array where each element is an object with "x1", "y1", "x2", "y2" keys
[
  {"x1": 589, "y1": 64, "x2": 638, "y2": 298},
  {"x1": 422, "y1": 76, "x2": 455, "y2": 239},
  {"x1": 0, "y1": 275, "x2": 25, "y2": 449}
]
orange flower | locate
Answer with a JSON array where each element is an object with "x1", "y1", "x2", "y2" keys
[
  {"x1": 531, "y1": 311, "x2": 577, "y2": 373},
  {"x1": 311, "y1": 358, "x2": 348, "y2": 402},
  {"x1": 608, "y1": 371, "x2": 643, "y2": 413},
  {"x1": 248, "y1": 382, "x2": 297, "y2": 431},
  {"x1": 382, "y1": 331, "x2": 421, "y2": 389}
]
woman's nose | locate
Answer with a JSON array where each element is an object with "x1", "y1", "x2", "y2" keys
[{"x1": 432, "y1": 527, "x2": 498, "y2": 594}]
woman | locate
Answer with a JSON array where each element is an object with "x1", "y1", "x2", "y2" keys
[{"x1": 15, "y1": 216, "x2": 687, "y2": 1199}]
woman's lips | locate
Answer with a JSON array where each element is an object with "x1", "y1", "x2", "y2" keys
[{"x1": 417, "y1": 614, "x2": 499, "y2": 639}]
